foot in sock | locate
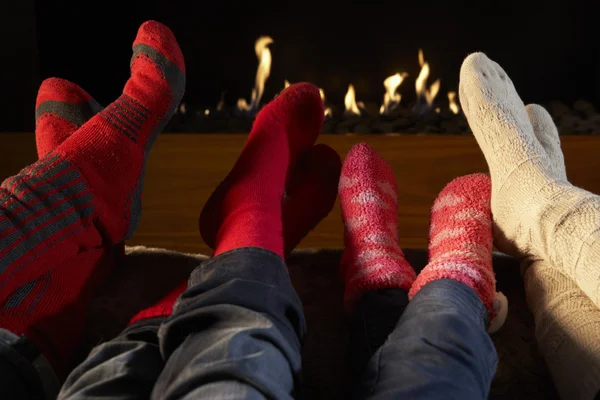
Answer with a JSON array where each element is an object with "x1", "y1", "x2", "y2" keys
[
  {"x1": 459, "y1": 53, "x2": 600, "y2": 307},
  {"x1": 0, "y1": 21, "x2": 184, "y2": 378},
  {"x1": 339, "y1": 143, "x2": 416, "y2": 311},
  {"x1": 409, "y1": 174, "x2": 508, "y2": 333},
  {"x1": 0, "y1": 20, "x2": 183, "y2": 281},
  {"x1": 199, "y1": 83, "x2": 324, "y2": 258},
  {"x1": 35, "y1": 78, "x2": 103, "y2": 158}
]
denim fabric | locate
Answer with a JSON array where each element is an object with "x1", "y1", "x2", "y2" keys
[{"x1": 357, "y1": 279, "x2": 497, "y2": 400}]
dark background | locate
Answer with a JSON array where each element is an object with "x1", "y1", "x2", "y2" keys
[{"x1": 1, "y1": 0, "x2": 598, "y2": 131}]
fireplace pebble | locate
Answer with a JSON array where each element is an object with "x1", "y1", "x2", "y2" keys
[{"x1": 165, "y1": 100, "x2": 600, "y2": 135}]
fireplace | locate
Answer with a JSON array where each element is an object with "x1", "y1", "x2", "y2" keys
[{"x1": 5, "y1": 0, "x2": 599, "y2": 134}]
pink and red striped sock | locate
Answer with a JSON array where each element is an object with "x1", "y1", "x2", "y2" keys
[
  {"x1": 0, "y1": 20, "x2": 184, "y2": 378},
  {"x1": 409, "y1": 174, "x2": 508, "y2": 333},
  {"x1": 339, "y1": 143, "x2": 416, "y2": 311},
  {"x1": 199, "y1": 83, "x2": 325, "y2": 259}
]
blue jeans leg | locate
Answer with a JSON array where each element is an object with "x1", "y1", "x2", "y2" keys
[
  {"x1": 58, "y1": 318, "x2": 165, "y2": 400},
  {"x1": 359, "y1": 279, "x2": 497, "y2": 400},
  {"x1": 151, "y1": 247, "x2": 306, "y2": 400}
]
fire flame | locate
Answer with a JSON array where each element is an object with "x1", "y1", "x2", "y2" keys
[
  {"x1": 320, "y1": 88, "x2": 332, "y2": 117},
  {"x1": 238, "y1": 36, "x2": 273, "y2": 112},
  {"x1": 344, "y1": 84, "x2": 361, "y2": 116},
  {"x1": 380, "y1": 72, "x2": 408, "y2": 114},
  {"x1": 415, "y1": 49, "x2": 441, "y2": 109},
  {"x1": 284, "y1": 80, "x2": 290, "y2": 89},
  {"x1": 448, "y1": 91, "x2": 460, "y2": 114}
]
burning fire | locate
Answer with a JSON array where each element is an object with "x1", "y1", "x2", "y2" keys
[
  {"x1": 320, "y1": 88, "x2": 332, "y2": 117},
  {"x1": 448, "y1": 91, "x2": 460, "y2": 114},
  {"x1": 284, "y1": 80, "x2": 291, "y2": 89},
  {"x1": 380, "y1": 72, "x2": 408, "y2": 114},
  {"x1": 238, "y1": 36, "x2": 273, "y2": 112},
  {"x1": 415, "y1": 49, "x2": 441, "y2": 110},
  {"x1": 344, "y1": 84, "x2": 361, "y2": 116}
]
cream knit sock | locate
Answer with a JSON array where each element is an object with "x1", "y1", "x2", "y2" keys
[
  {"x1": 524, "y1": 259, "x2": 600, "y2": 400},
  {"x1": 520, "y1": 105, "x2": 600, "y2": 399},
  {"x1": 459, "y1": 52, "x2": 600, "y2": 309}
]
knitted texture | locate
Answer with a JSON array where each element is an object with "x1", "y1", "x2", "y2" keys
[
  {"x1": 409, "y1": 174, "x2": 507, "y2": 333},
  {"x1": 459, "y1": 52, "x2": 600, "y2": 309},
  {"x1": 0, "y1": 20, "x2": 183, "y2": 378},
  {"x1": 200, "y1": 83, "x2": 324, "y2": 258},
  {"x1": 339, "y1": 143, "x2": 416, "y2": 311}
]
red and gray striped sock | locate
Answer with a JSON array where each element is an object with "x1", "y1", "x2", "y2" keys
[{"x1": 0, "y1": 20, "x2": 184, "y2": 378}]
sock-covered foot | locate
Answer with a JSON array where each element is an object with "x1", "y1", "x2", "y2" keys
[
  {"x1": 409, "y1": 174, "x2": 508, "y2": 333},
  {"x1": 521, "y1": 104, "x2": 600, "y2": 399},
  {"x1": 35, "y1": 78, "x2": 103, "y2": 158},
  {"x1": 339, "y1": 143, "x2": 416, "y2": 311},
  {"x1": 460, "y1": 52, "x2": 600, "y2": 308},
  {"x1": 199, "y1": 83, "x2": 324, "y2": 258},
  {"x1": 0, "y1": 20, "x2": 183, "y2": 378},
  {"x1": 282, "y1": 144, "x2": 342, "y2": 255},
  {"x1": 201, "y1": 144, "x2": 341, "y2": 257}
]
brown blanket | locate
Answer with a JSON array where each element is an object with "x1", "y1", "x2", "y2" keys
[{"x1": 82, "y1": 246, "x2": 558, "y2": 399}]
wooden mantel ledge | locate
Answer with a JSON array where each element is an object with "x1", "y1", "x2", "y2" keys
[{"x1": 2, "y1": 133, "x2": 599, "y2": 255}]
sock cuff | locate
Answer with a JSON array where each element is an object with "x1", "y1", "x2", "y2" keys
[{"x1": 409, "y1": 260, "x2": 496, "y2": 316}]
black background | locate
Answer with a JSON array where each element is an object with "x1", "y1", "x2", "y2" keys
[{"x1": 2, "y1": 0, "x2": 598, "y2": 131}]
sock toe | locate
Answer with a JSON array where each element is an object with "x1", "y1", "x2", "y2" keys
[
  {"x1": 261, "y1": 82, "x2": 324, "y2": 152},
  {"x1": 526, "y1": 104, "x2": 567, "y2": 179},
  {"x1": 133, "y1": 20, "x2": 185, "y2": 73}
]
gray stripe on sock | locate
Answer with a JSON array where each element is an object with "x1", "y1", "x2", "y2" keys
[
  {"x1": 121, "y1": 94, "x2": 149, "y2": 117},
  {"x1": 127, "y1": 43, "x2": 185, "y2": 239},
  {"x1": 3, "y1": 279, "x2": 37, "y2": 309},
  {"x1": 112, "y1": 101, "x2": 144, "y2": 129},
  {"x1": 100, "y1": 109, "x2": 137, "y2": 143},
  {"x1": 104, "y1": 104, "x2": 139, "y2": 137},
  {"x1": 0, "y1": 159, "x2": 76, "y2": 210},
  {"x1": 35, "y1": 99, "x2": 103, "y2": 127},
  {"x1": 0, "y1": 177, "x2": 87, "y2": 227},
  {"x1": 2, "y1": 155, "x2": 61, "y2": 192},
  {"x1": 0, "y1": 159, "x2": 95, "y2": 274},
  {"x1": 0, "y1": 204, "x2": 95, "y2": 275}
]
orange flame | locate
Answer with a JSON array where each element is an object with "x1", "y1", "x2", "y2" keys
[
  {"x1": 380, "y1": 72, "x2": 408, "y2": 114},
  {"x1": 238, "y1": 36, "x2": 273, "y2": 112},
  {"x1": 415, "y1": 49, "x2": 441, "y2": 108},
  {"x1": 448, "y1": 91, "x2": 460, "y2": 114},
  {"x1": 344, "y1": 84, "x2": 361, "y2": 115}
]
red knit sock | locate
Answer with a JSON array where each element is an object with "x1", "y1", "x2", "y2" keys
[
  {"x1": 282, "y1": 144, "x2": 341, "y2": 255},
  {"x1": 0, "y1": 20, "x2": 183, "y2": 378},
  {"x1": 35, "y1": 78, "x2": 102, "y2": 159},
  {"x1": 199, "y1": 83, "x2": 323, "y2": 258},
  {"x1": 129, "y1": 145, "x2": 341, "y2": 327},
  {"x1": 339, "y1": 143, "x2": 416, "y2": 311},
  {"x1": 408, "y1": 174, "x2": 508, "y2": 333},
  {"x1": 128, "y1": 280, "x2": 187, "y2": 325}
]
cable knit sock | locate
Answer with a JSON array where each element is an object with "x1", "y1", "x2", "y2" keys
[
  {"x1": 339, "y1": 143, "x2": 416, "y2": 311},
  {"x1": 521, "y1": 104, "x2": 600, "y2": 399},
  {"x1": 409, "y1": 174, "x2": 508, "y2": 333},
  {"x1": 0, "y1": 21, "x2": 184, "y2": 378},
  {"x1": 199, "y1": 83, "x2": 324, "y2": 258},
  {"x1": 459, "y1": 52, "x2": 600, "y2": 309}
]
